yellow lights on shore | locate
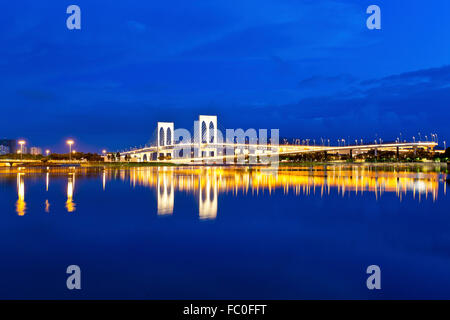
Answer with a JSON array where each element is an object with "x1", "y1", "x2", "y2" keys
[
  {"x1": 18, "y1": 140, "x2": 26, "y2": 160},
  {"x1": 66, "y1": 139, "x2": 75, "y2": 161}
]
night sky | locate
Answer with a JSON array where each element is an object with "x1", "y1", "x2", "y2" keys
[{"x1": 1, "y1": 1, "x2": 449, "y2": 152}]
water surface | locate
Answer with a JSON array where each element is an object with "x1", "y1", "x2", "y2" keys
[{"x1": 0, "y1": 164, "x2": 449, "y2": 299}]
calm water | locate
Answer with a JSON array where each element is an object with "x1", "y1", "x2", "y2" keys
[{"x1": 0, "y1": 164, "x2": 449, "y2": 299}]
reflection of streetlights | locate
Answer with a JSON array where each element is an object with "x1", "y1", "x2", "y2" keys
[
  {"x1": 66, "y1": 140, "x2": 74, "y2": 161},
  {"x1": 18, "y1": 140, "x2": 25, "y2": 160}
]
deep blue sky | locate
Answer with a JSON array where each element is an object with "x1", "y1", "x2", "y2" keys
[{"x1": 1, "y1": 0, "x2": 449, "y2": 152}]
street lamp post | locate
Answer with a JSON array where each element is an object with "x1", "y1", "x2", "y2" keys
[
  {"x1": 18, "y1": 140, "x2": 25, "y2": 160},
  {"x1": 46, "y1": 150, "x2": 50, "y2": 157},
  {"x1": 67, "y1": 140, "x2": 74, "y2": 161}
]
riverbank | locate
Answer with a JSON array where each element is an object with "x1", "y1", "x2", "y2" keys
[
  {"x1": 279, "y1": 161, "x2": 448, "y2": 166},
  {"x1": 1, "y1": 160, "x2": 448, "y2": 170},
  {"x1": 81, "y1": 161, "x2": 181, "y2": 168}
]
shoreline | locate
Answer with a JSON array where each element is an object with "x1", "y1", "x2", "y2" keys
[{"x1": 0, "y1": 160, "x2": 447, "y2": 169}]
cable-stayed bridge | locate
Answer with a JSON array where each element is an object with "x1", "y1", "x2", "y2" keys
[{"x1": 119, "y1": 115, "x2": 438, "y2": 164}]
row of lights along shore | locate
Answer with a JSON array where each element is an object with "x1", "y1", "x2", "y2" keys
[
  {"x1": 15, "y1": 139, "x2": 83, "y2": 160},
  {"x1": 16, "y1": 139, "x2": 109, "y2": 159}
]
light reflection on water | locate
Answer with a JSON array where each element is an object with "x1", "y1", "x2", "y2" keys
[
  {"x1": 2, "y1": 165, "x2": 447, "y2": 217},
  {"x1": 66, "y1": 172, "x2": 76, "y2": 213},
  {"x1": 15, "y1": 172, "x2": 26, "y2": 216}
]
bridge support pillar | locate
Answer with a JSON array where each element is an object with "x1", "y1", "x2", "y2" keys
[
  {"x1": 413, "y1": 146, "x2": 417, "y2": 156},
  {"x1": 396, "y1": 146, "x2": 400, "y2": 161},
  {"x1": 349, "y1": 149, "x2": 353, "y2": 160}
]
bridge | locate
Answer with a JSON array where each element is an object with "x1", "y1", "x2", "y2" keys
[
  {"x1": 0, "y1": 159, "x2": 84, "y2": 167},
  {"x1": 120, "y1": 115, "x2": 438, "y2": 165},
  {"x1": 0, "y1": 159, "x2": 44, "y2": 167}
]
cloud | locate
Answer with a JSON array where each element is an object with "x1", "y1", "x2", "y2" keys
[
  {"x1": 17, "y1": 89, "x2": 56, "y2": 102},
  {"x1": 127, "y1": 20, "x2": 147, "y2": 33},
  {"x1": 298, "y1": 74, "x2": 357, "y2": 88},
  {"x1": 361, "y1": 65, "x2": 450, "y2": 88}
]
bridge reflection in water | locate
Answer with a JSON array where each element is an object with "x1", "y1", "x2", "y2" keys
[
  {"x1": 7, "y1": 165, "x2": 447, "y2": 217},
  {"x1": 121, "y1": 165, "x2": 446, "y2": 218}
]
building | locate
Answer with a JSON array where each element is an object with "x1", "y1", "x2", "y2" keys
[
  {"x1": 0, "y1": 139, "x2": 16, "y2": 155},
  {"x1": 29, "y1": 147, "x2": 43, "y2": 155},
  {"x1": 0, "y1": 145, "x2": 9, "y2": 155}
]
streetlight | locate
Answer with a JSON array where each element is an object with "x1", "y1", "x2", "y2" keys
[
  {"x1": 66, "y1": 140, "x2": 74, "y2": 161},
  {"x1": 46, "y1": 150, "x2": 50, "y2": 157},
  {"x1": 18, "y1": 140, "x2": 25, "y2": 160}
]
